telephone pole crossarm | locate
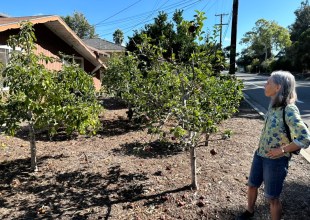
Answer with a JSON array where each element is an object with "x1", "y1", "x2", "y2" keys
[{"x1": 215, "y1": 13, "x2": 228, "y2": 48}]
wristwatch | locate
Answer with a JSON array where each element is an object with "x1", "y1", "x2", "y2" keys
[{"x1": 281, "y1": 146, "x2": 286, "y2": 153}]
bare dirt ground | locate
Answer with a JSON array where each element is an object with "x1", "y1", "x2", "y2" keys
[{"x1": 0, "y1": 98, "x2": 309, "y2": 220}]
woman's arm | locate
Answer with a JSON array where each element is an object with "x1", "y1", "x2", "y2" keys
[
  {"x1": 286, "y1": 105, "x2": 310, "y2": 149},
  {"x1": 267, "y1": 142, "x2": 301, "y2": 159}
]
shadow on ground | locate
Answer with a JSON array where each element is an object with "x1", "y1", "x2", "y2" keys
[
  {"x1": 98, "y1": 118, "x2": 144, "y2": 137},
  {"x1": 114, "y1": 140, "x2": 183, "y2": 158},
  {"x1": 99, "y1": 97, "x2": 127, "y2": 110},
  {"x1": 0, "y1": 158, "x2": 190, "y2": 220}
]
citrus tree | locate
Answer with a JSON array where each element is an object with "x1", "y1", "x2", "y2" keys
[
  {"x1": 0, "y1": 22, "x2": 103, "y2": 171},
  {"x1": 103, "y1": 11, "x2": 243, "y2": 189}
]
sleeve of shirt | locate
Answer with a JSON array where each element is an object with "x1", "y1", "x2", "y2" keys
[{"x1": 285, "y1": 105, "x2": 310, "y2": 149}]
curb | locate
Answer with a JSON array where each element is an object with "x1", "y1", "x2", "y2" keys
[
  {"x1": 243, "y1": 93, "x2": 266, "y2": 119},
  {"x1": 300, "y1": 149, "x2": 310, "y2": 163},
  {"x1": 242, "y1": 93, "x2": 310, "y2": 163}
]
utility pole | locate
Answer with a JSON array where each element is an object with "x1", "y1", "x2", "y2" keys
[
  {"x1": 215, "y1": 13, "x2": 228, "y2": 48},
  {"x1": 229, "y1": 0, "x2": 239, "y2": 75}
]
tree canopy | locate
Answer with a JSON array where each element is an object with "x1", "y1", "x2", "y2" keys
[
  {"x1": 287, "y1": 1, "x2": 310, "y2": 72},
  {"x1": 240, "y1": 19, "x2": 291, "y2": 62},
  {"x1": 113, "y1": 29, "x2": 124, "y2": 45},
  {"x1": 62, "y1": 11, "x2": 98, "y2": 39},
  {"x1": 126, "y1": 10, "x2": 206, "y2": 63},
  {"x1": 238, "y1": 2, "x2": 310, "y2": 73},
  {"x1": 290, "y1": 1, "x2": 310, "y2": 42},
  {"x1": 0, "y1": 22, "x2": 102, "y2": 171}
]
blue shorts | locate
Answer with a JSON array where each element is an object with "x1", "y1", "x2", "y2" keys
[{"x1": 248, "y1": 150, "x2": 289, "y2": 199}]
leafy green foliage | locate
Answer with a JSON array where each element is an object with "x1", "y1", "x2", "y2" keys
[
  {"x1": 113, "y1": 29, "x2": 124, "y2": 45},
  {"x1": 102, "y1": 12, "x2": 242, "y2": 189},
  {"x1": 240, "y1": 19, "x2": 291, "y2": 62},
  {"x1": 126, "y1": 10, "x2": 223, "y2": 65},
  {"x1": 239, "y1": 2, "x2": 310, "y2": 73},
  {"x1": 62, "y1": 11, "x2": 98, "y2": 39},
  {"x1": 104, "y1": 11, "x2": 243, "y2": 146},
  {"x1": 0, "y1": 22, "x2": 103, "y2": 170},
  {"x1": 222, "y1": 129, "x2": 233, "y2": 139},
  {"x1": 104, "y1": 11, "x2": 243, "y2": 189},
  {"x1": 290, "y1": 1, "x2": 310, "y2": 42},
  {"x1": 286, "y1": 2, "x2": 310, "y2": 72}
]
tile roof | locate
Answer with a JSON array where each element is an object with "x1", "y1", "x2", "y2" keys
[{"x1": 83, "y1": 38, "x2": 125, "y2": 52}]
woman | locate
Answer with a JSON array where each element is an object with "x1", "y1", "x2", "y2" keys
[{"x1": 237, "y1": 71, "x2": 310, "y2": 220}]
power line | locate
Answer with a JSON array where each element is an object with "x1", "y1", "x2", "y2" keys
[
  {"x1": 223, "y1": 11, "x2": 232, "y2": 44},
  {"x1": 98, "y1": 0, "x2": 202, "y2": 37},
  {"x1": 200, "y1": 1, "x2": 210, "y2": 12},
  {"x1": 132, "y1": 0, "x2": 170, "y2": 31},
  {"x1": 122, "y1": 0, "x2": 202, "y2": 34},
  {"x1": 95, "y1": 0, "x2": 195, "y2": 27},
  {"x1": 96, "y1": 0, "x2": 232, "y2": 43},
  {"x1": 94, "y1": 0, "x2": 143, "y2": 26}
]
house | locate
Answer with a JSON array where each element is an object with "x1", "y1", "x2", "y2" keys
[
  {"x1": 0, "y1": 14, "x2": 105, "y2": 91},
  {"x1": 83, "y1": 38, "x2": 126, "y2": 63}
]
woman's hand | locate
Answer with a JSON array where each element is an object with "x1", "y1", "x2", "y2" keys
[{"x1": 267, "y1": 147, "x2": 285, "y2": 159}]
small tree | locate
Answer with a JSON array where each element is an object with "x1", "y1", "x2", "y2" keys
[
  {"x1": 0, "y1": 22, "x2": 102, "y2": 171},
  {"x1": 103, "y1": 11, "x2": 243, "y2": 189}
]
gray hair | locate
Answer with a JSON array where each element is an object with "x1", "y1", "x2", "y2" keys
[{"x1": 270, "y1": 70, "x2": 297, "y2": 107}]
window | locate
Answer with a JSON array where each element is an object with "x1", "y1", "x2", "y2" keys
[
  {"x1": 62, "y1": 56, "x2": 84, "y2": 69},
  {"x1": 0, "y1": 45, "x2": 21, "y2": 90},
  {"x1": 0, "y1": 45, "x2": 12, "y2": 90},
  {"x1": 0, "y1": 45, "x2": 11, "y2": 67}
]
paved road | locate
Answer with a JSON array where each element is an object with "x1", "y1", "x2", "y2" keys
[{"x1": 236, "y1": 72, "x2": 310, "y2": 162}]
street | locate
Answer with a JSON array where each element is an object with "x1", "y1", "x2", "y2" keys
[
  {"x1": 236, "y1": 72, "x2": 310, "y2": 162},
  {"x1": 236, "y1": 72, "x2": 310, "y2": 122}
]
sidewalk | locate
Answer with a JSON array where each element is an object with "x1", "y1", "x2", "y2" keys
[{"x1": 243, "y1": 93, "x2": 310, "y2": 163}]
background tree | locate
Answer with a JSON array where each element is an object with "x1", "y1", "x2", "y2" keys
[
  {"x1": 287, "y1": 1, "x2": 310, "y2": 72},
  {"x1": 0, "y1": 22, "x2": 102, "y2": 171},
  {"x1": 238, "y1": 19, "x2": 291, "y2": 73},
  {"x1": 289, "y1": 29, "x2": 310, "y2": 72},
  {"x1": 289, "y1": 1, "x2": 310, "y2": 42},
  {"x1": 126, "y1": 9, "x2": 225, "y2": 74},
  {"x1": 62, "y1": 11, "x2": 98, "y2": 39},
  {"x1": 126, "y1": 10, "x2": 201, "y2": 63},
  {"x1": 113, "y1": 29, "x2": 124, "y2": 45},
  {"x1": 240, "y1": 19, "x2": 291, "y2": 62}
]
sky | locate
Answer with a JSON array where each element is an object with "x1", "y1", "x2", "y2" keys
[{"x1": 0, "y1": 0, "x2": 304, "y2": 52}]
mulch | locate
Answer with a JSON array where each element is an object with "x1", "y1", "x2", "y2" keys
[{"x1": 0, "y1": 98, "x2": 309, "y2": 220}]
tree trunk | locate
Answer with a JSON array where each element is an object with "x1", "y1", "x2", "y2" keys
[
  {"x1": 264, "y1": 45, "x2": 268, "y2": 61},
  {"x1": 189, "y1": 131, "x2": 198, "y2": 189},
  {"x1": 205, "y1": 133, "x2": 210, "y2": 146},
  {"x1": 190, "y1": 145, "x2": 198, "y2": 190},
  {"x1": 29, "y1": 124, "x2": 38, "y2": 172}
]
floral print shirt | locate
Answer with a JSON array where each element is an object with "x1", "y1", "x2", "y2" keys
[{"x1": 257, "y1": 104, "x2": 310, "y2": 158}]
